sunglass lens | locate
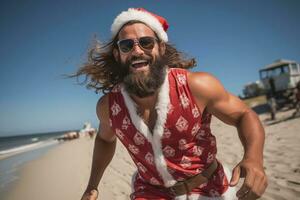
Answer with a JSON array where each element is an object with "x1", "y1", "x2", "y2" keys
[
  {"x1": 139, "y1": 37, "x2": 155, "y2": 50},
  {"x1": 119, "y1": 39, "x2": 134, "y2": 53}
]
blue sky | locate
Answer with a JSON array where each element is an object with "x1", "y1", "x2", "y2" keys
[{"x1": 0, "y1": 0, "x2": 299, "y2": 136}]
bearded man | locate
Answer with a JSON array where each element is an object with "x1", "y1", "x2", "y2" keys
[{"x1": 77, "y1": 8, "x2": 267, "y2": 200}]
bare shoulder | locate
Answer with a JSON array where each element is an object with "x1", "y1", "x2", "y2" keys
[
  {"x1": 187, "y1": 71, "x2": 252, "y2": 125},
  {"x1": 96, "y1": 95, "x2": 110, "y2": 134},
  {"x1": 187, "y1": 71, "x2": 228, "y2": 102},
  {"x1": 96, "y1": 94, "x2": 109, "y2": 121},
  {"x1": 96, "y1": 94, "x2": 116, "y2": 142}
]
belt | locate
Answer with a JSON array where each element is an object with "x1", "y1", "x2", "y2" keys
[{"x1": 167, "y1": 159, "x2": 218, "y2": 196}]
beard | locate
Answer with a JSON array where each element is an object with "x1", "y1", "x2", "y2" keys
[{"x1": 119, "y1": 53, "x2": 167, "y2": 98}]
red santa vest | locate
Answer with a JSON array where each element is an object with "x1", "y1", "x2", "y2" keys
[{"x1": 109, "y1": 68, "x2": 228, "y2": 197}]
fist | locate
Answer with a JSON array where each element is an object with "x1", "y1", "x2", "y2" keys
[
  {"x1": 81, "y1": 189, "x2": 98, "y2": 200},
  {"x1": 230, "y1": 160, "x2": 268, "y2": 199}
]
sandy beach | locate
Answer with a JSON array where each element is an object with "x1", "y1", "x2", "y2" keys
[{"x1": 2, "y1": 109, "x2": 300, "y2": 200}]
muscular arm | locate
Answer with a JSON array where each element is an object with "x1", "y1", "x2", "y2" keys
[
  {"x1": 83, "y1": 94, "x2": 117, "y2": 196},
  {"x1": 189, "y1": 72, "x2": 264, "y2": 162},
  {"x1": 188, "y1": 72, "x2": 267, "y2": 199}
]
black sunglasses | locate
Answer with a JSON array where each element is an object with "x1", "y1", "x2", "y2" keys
[{"x1": 117, "y1": 36, "x2": 159, "y2": 53}]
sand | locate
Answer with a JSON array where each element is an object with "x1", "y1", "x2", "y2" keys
[{"x1": 3, "y1": 109, "x2": 300, "y2": 200}]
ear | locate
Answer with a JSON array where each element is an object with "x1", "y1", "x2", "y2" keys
[
  {"x1": 159, "y1": 42, "x2": 166, "y2": 55},
  {"x1": 113, "y1": 48, "x2": 120, "y2": 62}
]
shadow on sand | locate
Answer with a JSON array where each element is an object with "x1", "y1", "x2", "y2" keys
[
  {"x1": 265, "y1": 114, "x2": 300, "y2": 126},
  {"x1": 251, "y1": 103, "x2": 300, "y2": 126},
  {"x1": 251, "y1": 103, "x2": 270, "y2": 115}
]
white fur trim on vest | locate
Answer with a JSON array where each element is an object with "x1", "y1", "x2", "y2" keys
[
  {"x1": 111, "y1": 8, "x2": 168, "y2": 42},
  {"x1": 121, "y1": 87, "x2": 153, "y2": 143},
  {"x1": 121, "y1": 69, "x2": 176, "y2": 187}
]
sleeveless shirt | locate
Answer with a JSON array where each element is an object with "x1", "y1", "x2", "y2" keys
[{"x1": 109, "y1": 68, "x2": 228, "y2": 197}]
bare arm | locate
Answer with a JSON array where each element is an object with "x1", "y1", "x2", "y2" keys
[
  {"x1": 82, "y1": 94, "x2": 117, "y2": 199},
  {"x1": 188, "y1": 72, "x2": 267, "y2": 199}
]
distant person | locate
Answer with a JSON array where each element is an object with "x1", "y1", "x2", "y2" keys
[
  {"x1": 88, "y1": 130, "x2": 96, "y2": 139},
  {"x1": 267, "y1": 77, "x2": 276, "y2": 120},
  {"x1": 57, "y1": 131, "x2": 79, "y2": 141},
  {"x1": 292, "y1": 81, "x2": 300, "y2": 117},
  {"x1": 75, "y1": 8, "x2": 267, "y2": 200}
]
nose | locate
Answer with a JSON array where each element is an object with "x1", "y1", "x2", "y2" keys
[{"x1": 131, "y1": 40, "x2": 144, "y2": 56}]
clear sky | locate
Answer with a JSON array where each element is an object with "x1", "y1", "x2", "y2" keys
[{"x1": 0, "y1": 0, "x2": 299, "y2": 136}]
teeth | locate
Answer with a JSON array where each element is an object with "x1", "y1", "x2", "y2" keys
[{"x1": 131, "y1": 60, "x2": 148, "y2": 64}]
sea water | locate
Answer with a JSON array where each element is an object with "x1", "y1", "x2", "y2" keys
[
  {"x1": 0, "y1": 131, "x2": 67, "y2": 154},
  {"x1": 0, "y1": 131, "x2": 73, "y2": 198}
]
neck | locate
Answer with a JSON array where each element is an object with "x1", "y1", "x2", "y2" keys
[{"x1": 130, "y1": 91, "x2": 158, "y2": 110}]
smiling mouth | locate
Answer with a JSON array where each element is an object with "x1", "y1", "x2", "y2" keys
[{"x1": 131, "y1": 60, "x2": 149, "y2": 69}]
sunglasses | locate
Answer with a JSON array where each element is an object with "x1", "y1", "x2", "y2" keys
[{"x1": 117, "y1": 36, "x2": 159, "y2": 53}]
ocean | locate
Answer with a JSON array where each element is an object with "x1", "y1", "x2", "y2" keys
[
  {"x1": 0, "y1": 131, "x2": 75, "y2": 198},
  {"x1": 0, "y1": 131, "x2": 69, "y2": 154}
]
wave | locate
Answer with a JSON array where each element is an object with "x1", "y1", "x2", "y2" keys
[
  {"x1": 31, "y1": 137, "x2": 39, "y2": 142},
  {"x1": 0, "y1": 139, "x2": 59, "y2": 157}
]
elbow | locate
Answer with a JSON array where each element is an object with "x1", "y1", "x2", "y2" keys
[
  {"x1": 236, "y1": 108, "x2": 259, "y2": 127},
  {"x1": 95, "y1": 132, "x2": 116, "y2": 144}
]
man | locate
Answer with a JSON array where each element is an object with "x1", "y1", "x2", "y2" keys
[
  {"x1": 267, "y1": 77, "x2": 276, "y2": 120},
  {"x1": 292, "y1": 81, "x2": 300, "y2": 117},
  {"x1": 78, "y1": 8, "x2": 267, "y2": 200}
]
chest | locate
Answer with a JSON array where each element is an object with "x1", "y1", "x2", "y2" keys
[{"x1": 138, "y1": 108, "x2": 157, "y2": 133}]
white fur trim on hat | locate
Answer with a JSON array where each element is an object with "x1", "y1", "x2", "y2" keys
[{"x1": 111, "y1": 8, "x2": 168, "y2": 42}]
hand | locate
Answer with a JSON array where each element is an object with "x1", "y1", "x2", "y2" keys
[
  {"x1": 81, "y1": 189, "x2": 98, "y2": 200},
  {"x1": 229, "y1": 159, "x2": 268, "y2": 200}
]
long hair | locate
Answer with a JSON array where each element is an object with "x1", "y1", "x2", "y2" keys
[{"x1": 71, "y1": 35, "x2": 196, "y2": 94}]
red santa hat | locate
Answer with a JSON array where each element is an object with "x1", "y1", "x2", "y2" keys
[{"x1": 111, "y1": 8, "x2": 169, "y2": 42}]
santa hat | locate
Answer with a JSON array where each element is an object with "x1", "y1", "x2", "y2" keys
[{"x1": 111, "y1": 8, "x2": 169, "y2": 42}]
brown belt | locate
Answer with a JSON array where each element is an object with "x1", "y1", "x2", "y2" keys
[{"x1": 166, "y1": 159, "x2": 218, "y2": 196}]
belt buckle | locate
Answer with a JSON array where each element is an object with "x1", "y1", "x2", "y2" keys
[
  {"x1": 168, "y1": 181, "x2": 186, "y2": 196},
  {"x1": 169, "y1": 186, "x2": 177, "y2": 196}
]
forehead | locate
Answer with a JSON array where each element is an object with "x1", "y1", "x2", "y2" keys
[{"x1": 118, "y1": 23, "x2": 156, "y2": 40}]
